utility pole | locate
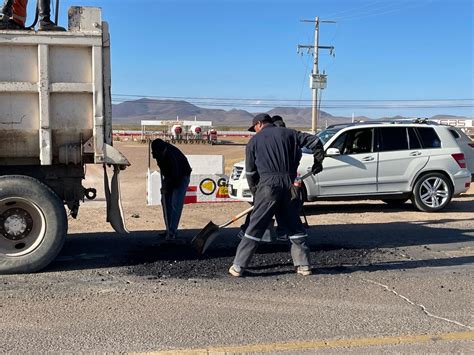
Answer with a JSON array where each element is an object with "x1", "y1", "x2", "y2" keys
[{"x1": 298, "y1": 17, "x2": 336, "y2": 133}]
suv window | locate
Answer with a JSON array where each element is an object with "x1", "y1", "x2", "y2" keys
[
  {"x1": 378, "y1": 127, "x2": 409, "y2": 151},
  {"x1": 448, "y1": 129, "x2": 461, "y2": 139},
  {"x1": 408, "y1": 127, "x2": 422, "y2": 149},
  {"x1": 331, "y1": 128, "x2": 373, "y2": 155},
  {"x1": 416, "y1": 127, "x2": 441, "y2": 148}
]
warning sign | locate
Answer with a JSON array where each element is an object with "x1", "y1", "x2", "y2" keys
[{"x1": 199, "y1": 178, "x2": 217, "y2": 196}]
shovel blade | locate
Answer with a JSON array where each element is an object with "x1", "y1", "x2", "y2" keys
[{"x1": 191, "y1": 221, "x2": 220, "y2": 255}]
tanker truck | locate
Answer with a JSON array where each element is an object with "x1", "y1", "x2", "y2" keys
[{"x1": 0, "y1": 7, "x2": 129, "y2": 274}]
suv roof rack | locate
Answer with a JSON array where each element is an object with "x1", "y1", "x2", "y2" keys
[{"x1": 325, "y1": 118, "x2": 441, "y2": 130}]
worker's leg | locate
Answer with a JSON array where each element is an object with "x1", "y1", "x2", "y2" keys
[
  {"x1": 237, "y1": 206, "x2": 251, "y2": 239},
  {"x1": 0, "y1": 0, "x2": 28, "y2": 30},
  {"x1": 233, "y1": 185, "x2": 278, "y2": 269},
  {"x1": 38, "y1": 0, "x2": 51, "y2": 21},
  {"x1": 162, "y1": 191, "x2": 172, "y2": 235},
  {"x1": 166, "y1": 175, "x2": 190, "y2": 238},
  {"x1": 290, "y1": 237, "x2": 310, "y2": 267},
  {"x1": 238, "y1": 202, "x2": 274, "y2": 243},
  {"x1": 276, "y1": 187, "x2": 310, "y2": 267},
  {"x1": 0, "y1": 0, "x2": 26, "y2": 29},
  {"x1": 11, "y1": 0, "x2": 27, "y2": 26},
  {"x1": 38, "y1": 0, "x2": 65, "y2": 31}
]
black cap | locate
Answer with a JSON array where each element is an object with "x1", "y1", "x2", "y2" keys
[{"x1": 248, "y1": 113, "x2": 272, "y2": 132}]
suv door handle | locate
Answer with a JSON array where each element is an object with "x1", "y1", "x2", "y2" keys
[
  {"x1": 409, "y1": 151, "x2": 422, "y2": 156},
  {"x1": 362, "y1": 156, "x2": 375, "y2": 162}
]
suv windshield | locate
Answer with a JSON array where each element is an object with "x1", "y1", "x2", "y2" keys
[
  {"x1": 316, "y1": 126, "x2": 345, "y2": 144},
  {"x1": 302, "y1": 126, "x2": 346, "y2": 154}
]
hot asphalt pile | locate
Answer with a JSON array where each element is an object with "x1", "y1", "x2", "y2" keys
[{"x1": 126, "y1": 242, "x2": 392, "y2": 279}]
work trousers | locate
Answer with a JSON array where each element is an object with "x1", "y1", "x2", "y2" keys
[
  {"x1": 233, "y1": 175, "x2": 310, "y2": 268},
  {"x1": 162, "y1": 175, "x2": 189, "y2": 237}
]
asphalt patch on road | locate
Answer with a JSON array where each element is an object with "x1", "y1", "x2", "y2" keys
[{"x1": 126, "y1": 243, "x2": 389, "y2": 279}]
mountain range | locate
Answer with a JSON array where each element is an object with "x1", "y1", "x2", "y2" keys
[{"x1": 112, "y1": 98, "x2": 470, "y2": 128}]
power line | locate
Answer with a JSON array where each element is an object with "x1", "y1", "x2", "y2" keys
[
  {"x1": 324, "y1": 0, "x2": 386, "y2": 19},
  {"x1": 112, "y1": 94, "x2": 474, "y2": 103},
  {"x1": 334, "y1": 0, "x2": 434, "y2": 22},
  {"x1": 111, "y1": 98, "x2": 474, "y2": 109}
]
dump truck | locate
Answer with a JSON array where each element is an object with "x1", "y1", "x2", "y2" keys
[{"x1": 0, "y1": 7, "x2": 129, "y2": 274}]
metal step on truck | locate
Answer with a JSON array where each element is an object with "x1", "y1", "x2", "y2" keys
[{"x1": 0, "y1": 7, "x2": 129, "y2": 274}]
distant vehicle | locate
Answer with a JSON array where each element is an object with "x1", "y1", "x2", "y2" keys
[{"x1": 228, "y1": 120, "x2": 472, "y2": 212}]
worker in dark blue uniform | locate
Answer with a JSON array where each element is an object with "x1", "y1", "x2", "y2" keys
[
  {"x1": 229, "y1": 114, "x2": 324, "y2": 277},
  {"x1": 237, "y1": 114, "x2": 303, "y2": 242}
]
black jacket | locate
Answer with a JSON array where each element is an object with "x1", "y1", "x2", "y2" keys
[
  {"x1": 245, "y1": 124, "x2": 324, "y2": 191},
  {"x1": 151, "y1": 139, "x2": 192, "y2": 188}
]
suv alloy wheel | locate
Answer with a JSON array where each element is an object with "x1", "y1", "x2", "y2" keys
[{"x1": 411, "y1": 172, "x2": 453, "y2": 212}]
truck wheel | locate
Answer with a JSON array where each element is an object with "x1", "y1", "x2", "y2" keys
[
  {"x1": 0, "y1": 176, "x2": 67, "y2": 274},
  {"x1": 411, "y1": 172, "x2": 453, "y2": 212}
]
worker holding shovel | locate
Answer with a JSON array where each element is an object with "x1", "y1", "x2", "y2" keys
[
  {"x1": 229, "y1": 114, "x2": 324, "y2": 277},
  {"x1": 237, "y1": 114, "x2": 304, "y2": 241},
  {"x1": 151, "y1": 139, "x2": 192, "y2": 240}
]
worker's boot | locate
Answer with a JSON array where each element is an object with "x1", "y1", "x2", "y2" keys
[
  {"x1": 39, "y1": 18, "x2": 65, "y2": 31},
  {"x1": 38, "y1": 0, "x2": 65, "y2": 31},
  {"x1": 0, "y1": 17, "x2": 25, "y2": 30},
  {"x1": 228, "y1": 265, "x2": 244, "y2": 277},
  {"x1": 296, "y1": 265, "x2": 312, "y2": 276}
]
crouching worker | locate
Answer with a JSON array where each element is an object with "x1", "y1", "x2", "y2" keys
[
  {"x1": 229, "y1": 114, "x2": 324, "y2": 277},
  {"x1": 151, "y1": 139, "x2": 192, "y2": 240}
]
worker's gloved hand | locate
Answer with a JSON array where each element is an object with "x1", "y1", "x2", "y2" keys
[
  {"x1": 290, "y1": 185, "x2": 300, "y2": 201},
  {"x1": 311, "y1": 161, "x2": 323, "y2": 175}
]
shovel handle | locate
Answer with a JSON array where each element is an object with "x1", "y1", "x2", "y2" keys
[
  {"x1": 297, "y1": 171, "x2": 314, "y2": 182},
  {"x1": 219, "y1": 206, "x2": 254, "y2": 228}
]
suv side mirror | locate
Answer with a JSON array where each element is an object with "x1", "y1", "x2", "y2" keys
[{"x1": 326, "y1": 148, "x2": 341, "y2": 156}]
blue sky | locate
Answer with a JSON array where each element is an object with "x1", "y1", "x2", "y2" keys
[{"x1": 42, "y1": 0, "x2": 473, "y2": 118}]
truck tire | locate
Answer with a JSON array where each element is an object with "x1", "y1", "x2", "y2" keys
[
  {"x1": 411, "y1": 172, "x2": 453, "y2": 212},
  {"x1": 0, "y1": 176, "x2": 67, "y2": 274}
]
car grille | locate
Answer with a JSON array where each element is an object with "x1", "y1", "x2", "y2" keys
[{"x1": 231, "y1": 166, "x2": 244, "y2": 180}]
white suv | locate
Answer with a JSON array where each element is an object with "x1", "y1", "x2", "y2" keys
[{"x1": 228, "y1": 121, "x2": 472, "y2": 212}]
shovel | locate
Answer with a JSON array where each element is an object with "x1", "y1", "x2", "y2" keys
[
  {"x1": 293, "y1": 171, "x2": 314, "y2": 228},
  {"x1": 191, "y1": 206, "x2": 254, "y2": 255}
]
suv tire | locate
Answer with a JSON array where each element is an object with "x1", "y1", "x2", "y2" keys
[{"x1": 411, "y1": 172, "x2": 453, "y2": 212}]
